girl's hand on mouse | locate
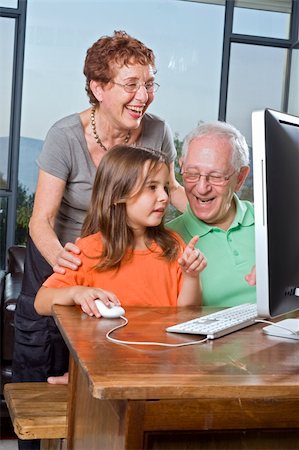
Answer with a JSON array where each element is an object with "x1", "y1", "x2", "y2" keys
[
  {"x1": 71, "y1": 286, "x2": 120, "y2": 318},
  {"x1": 178, "y1": 235, "x2": 207, "y2": 278}
]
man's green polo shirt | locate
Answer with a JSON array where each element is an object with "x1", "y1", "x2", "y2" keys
[{"x1": 167, "y1": 195, "x2": 256, "y2": 307}]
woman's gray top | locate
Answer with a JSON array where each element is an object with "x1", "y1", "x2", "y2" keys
[{"x1": 37, "y1": 112, "x2": 176, "y2": 244}]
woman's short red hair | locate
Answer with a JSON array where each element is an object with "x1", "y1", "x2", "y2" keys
[{"x1": 84, "y1": 30, "x2": 156, "y2": 105}]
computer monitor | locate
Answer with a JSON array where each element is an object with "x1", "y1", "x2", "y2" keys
[{"x1": 252, "y1": 108, "x2": 299, "y2": 338}]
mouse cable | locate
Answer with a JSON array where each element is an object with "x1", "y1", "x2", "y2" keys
[{"x1": 106, "y1": 316, "x2": 209, "y2": 347}]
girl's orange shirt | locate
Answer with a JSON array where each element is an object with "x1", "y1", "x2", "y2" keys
[{"x1": 43, "y1": 232, "x2": 185, "y2": 307}]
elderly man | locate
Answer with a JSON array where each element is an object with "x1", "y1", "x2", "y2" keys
[{"x1": 167, "y1": 121, "x2": 255, "y2": 307}]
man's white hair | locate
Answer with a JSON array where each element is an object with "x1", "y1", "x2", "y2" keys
[{"x1": 182, "y1": 121, "x2": 250, "y2": 170}]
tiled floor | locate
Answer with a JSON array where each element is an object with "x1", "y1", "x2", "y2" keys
[
  {"x1": 0, "y1": 440, "x2": 18, "y2": 449},
  {"x1": 1, "y1": 416, "x2": 18, "y2": 449}
]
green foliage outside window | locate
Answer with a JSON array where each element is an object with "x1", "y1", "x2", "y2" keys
[
  {"x1": 15, "y1": 184, "x2": 34, "y2": 245},
  {"x1": 165, "y1": 133, "x2": 184, "y2": 222}
]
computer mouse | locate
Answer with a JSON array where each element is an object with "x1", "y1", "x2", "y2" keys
[{"x1": 94, "y1": 300, "x2": 125, "y2": 319}]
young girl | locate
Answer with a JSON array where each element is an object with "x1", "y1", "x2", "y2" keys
[{"x1": 35, "y1": 145, "x2": 207, "y2": 318}]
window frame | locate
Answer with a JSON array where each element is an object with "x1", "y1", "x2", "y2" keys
[
  {"x1": 0, "y1": 0, "x2": 27, "y2": 266},
  {"x1": 218, "y1": 0, "x2": 299, "y2": 119}
]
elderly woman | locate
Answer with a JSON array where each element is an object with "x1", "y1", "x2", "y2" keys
[{"x1": 13, "y1": 32, "x2": 186, "y2": 387}]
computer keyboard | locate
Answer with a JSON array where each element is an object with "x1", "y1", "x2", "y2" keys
[{"x1": 166, "y1": 303, "x2": 258, "y2": 339}]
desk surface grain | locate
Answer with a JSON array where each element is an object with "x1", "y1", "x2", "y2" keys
[{"x1": 53, "y1": 305, "x2": 299, "y2": 401}]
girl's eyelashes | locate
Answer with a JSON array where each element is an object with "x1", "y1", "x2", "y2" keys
[
  {"x1": 144, "y1": 181, "x2": 158, "y2": 191},
  {"x1": 147, "y1": 183, "x2": 169, "y2": 194}
]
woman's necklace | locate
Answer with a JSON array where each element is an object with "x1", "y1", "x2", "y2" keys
[{"x1": 90, "y1": 107, "x2": 131, "y2": 152}]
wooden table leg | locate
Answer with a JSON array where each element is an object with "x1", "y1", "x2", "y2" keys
[{"x1": 67, "y1": 357, "x2": 146, "y2": 450}]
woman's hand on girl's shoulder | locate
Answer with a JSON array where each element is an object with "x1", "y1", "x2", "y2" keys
[
  {"x1": 178, "y1": 235, "x2": 207, "y2": 278},
  {"x1": 53, "y1": 241, "x2": 82, "y2": 274}
]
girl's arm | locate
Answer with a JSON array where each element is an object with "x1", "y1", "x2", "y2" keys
[
  {"x1": 35, "y1": 285, "x2": 120, "y2": 317},
  {"x1": 29, "y1": 169, "x2": 82, "y2": 273},
  {"x1": 177, "y1": 236, "x2": 207, "y2": 306}
]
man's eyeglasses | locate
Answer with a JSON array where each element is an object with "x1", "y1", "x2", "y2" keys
[
  {"x1": 111, "y1": 80, "x2": 160, "y2": 93},
  {"x1": 181, "y1": 170, "x2": 237, "y2": 186}
]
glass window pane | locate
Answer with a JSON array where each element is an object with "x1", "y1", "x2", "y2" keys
[
  {"x1": 20, "y1": 0, "x2": 225, "y2": 223},
  {"x1": 226, "y1": 43, "x2": 287, "y2": 147},
  {"x1": 288, "y1": 49, "x2": 299, "y2": 116},
  {"x1": 20, "y1": 0, "x2": 225, "y2": 202},
  {"x1": 226, "y1": 43, "x2": 287, "y2": 203},
  {"x1": 0, "y1": 17, "x2": 15, "y2": 189},
  {"x1": 0, "y1": 197, "x2": 7, "y2": 268},
  {"x1": 233, "y1": 0, "x2": 292, "y2": 38},
  {"x1": 0, "y1": 0, "x2": 18, "y2": 7}
]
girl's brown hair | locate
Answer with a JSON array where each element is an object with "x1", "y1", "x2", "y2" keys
[
  {"x1": 81, "y1": 145, "x2": 181, "y2": 271},
  {"x1": 84, "y1": 30, "x2": 156, "y2": 105}
]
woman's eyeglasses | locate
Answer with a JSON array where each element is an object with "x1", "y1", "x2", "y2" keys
[{"x1": 111, "y1": 80, "x2": 160, "y2": 93}]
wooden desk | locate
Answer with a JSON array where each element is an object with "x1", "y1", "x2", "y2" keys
[{"x1": 53, "y1": 306, "x2": 299, "y2": 450}]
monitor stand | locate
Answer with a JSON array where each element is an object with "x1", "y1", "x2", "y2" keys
[{"x1": 262, "y1": 318, "x2": 299, "y2": 340}]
